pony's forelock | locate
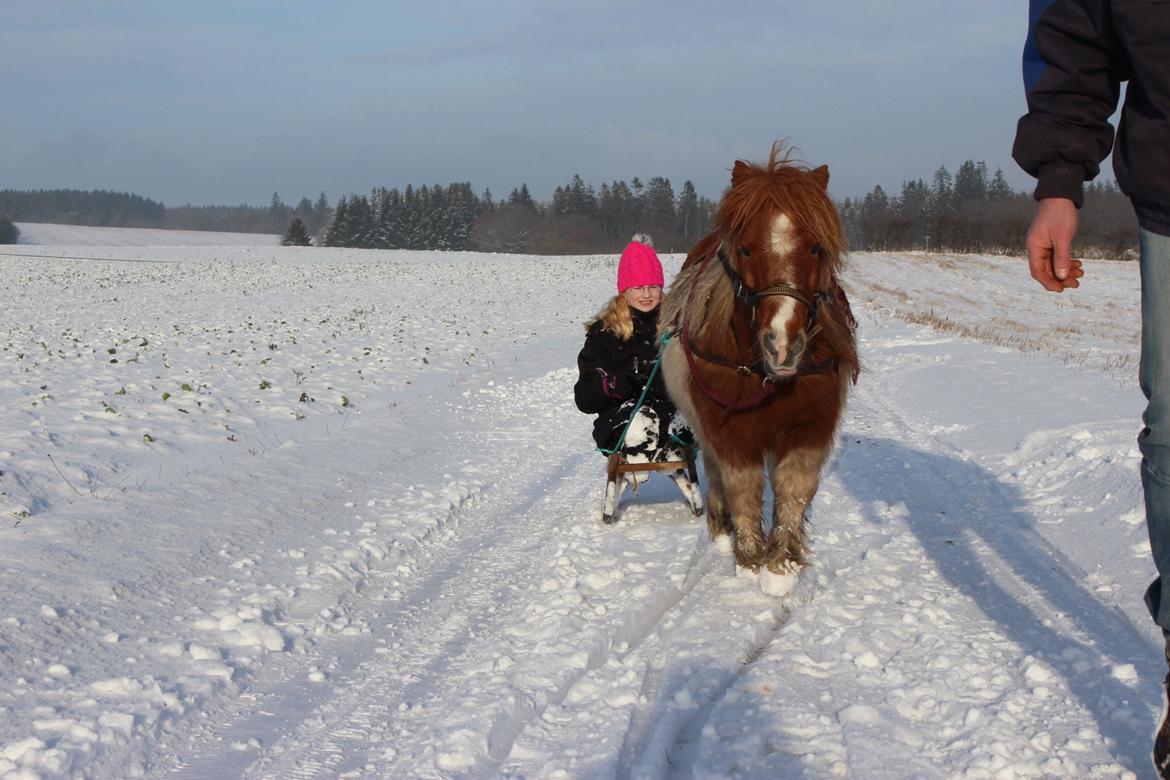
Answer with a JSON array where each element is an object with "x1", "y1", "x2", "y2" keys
[{"x1": 717, "y1": 143, "x2": 847, "y2": 279}]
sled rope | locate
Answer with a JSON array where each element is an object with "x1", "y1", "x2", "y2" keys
[{"x1": 598, "y1": 331, "x2": 673, "y2": 456}]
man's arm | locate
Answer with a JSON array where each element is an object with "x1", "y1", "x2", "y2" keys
[{"x1": 1012, "y1": 0, "x2": 1124, "y2": 207}]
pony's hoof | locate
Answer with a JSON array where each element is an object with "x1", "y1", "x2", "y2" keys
[
  {"x1": 601, "y1": 513, "x2": 617, "y2": 525},
  {"x1": 712, "y1": 533, "x2": 734, "y2": 554},
  {"x1": 759, "y1": 562, "x2": 799, "y2": 597}
]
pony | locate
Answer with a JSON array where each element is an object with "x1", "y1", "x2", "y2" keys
[{"x1": 658, "y1": 145, "x2": 859, "y2": 595}]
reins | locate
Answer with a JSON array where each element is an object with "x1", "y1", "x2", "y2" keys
[{"x1": 597, "y1": 332, "x2": 674, "y2": 456}]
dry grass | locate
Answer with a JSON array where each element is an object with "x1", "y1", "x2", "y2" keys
[{"x1": 848, "y1": 251, "x2": 1140, "y2": 384}]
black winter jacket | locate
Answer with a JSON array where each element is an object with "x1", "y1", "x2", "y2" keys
[
  {"x1": 574, "y1": 307, "x2": 671, "y2": 447},
  {"x1": 1012, "y1": 0, "x2": 1170, "y2": 236}
]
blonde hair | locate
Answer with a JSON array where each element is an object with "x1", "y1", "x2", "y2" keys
[{"x1": 584, "y1": 294, "x2": 634, "y2": 342}]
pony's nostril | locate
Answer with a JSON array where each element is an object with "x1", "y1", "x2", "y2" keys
[{"x1": 778, "y1": 333, "x2": 805, "y2": 369}]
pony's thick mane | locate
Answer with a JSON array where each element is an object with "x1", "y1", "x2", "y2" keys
[{"x1": 716, "y1": 144, "x2": 848, "y2": 278}]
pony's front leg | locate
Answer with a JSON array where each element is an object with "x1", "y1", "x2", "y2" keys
[
  {"x1": 765, "y1": 446, "x2": 828, "y2": 573},
  {"x1": 703, "y1": 451, "x2": 733, "y2": 544},
  {"x1": 720, "y1": 460, "x2": 766, "y2": 570}
]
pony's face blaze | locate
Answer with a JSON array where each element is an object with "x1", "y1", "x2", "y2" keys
[{"x1": 750, "y1": 210, "x2": 821, "y2": 380}]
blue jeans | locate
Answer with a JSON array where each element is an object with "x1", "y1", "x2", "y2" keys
[{"x1": 1139, "y1": 229, "x2": 1170, "y2": 636}]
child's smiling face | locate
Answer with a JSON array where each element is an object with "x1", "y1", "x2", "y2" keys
[{"x1": 623, "y1": 285, "x2": 662, "y2": 313}]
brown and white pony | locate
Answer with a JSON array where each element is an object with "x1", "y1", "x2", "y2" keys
[{"x1": 659, "y1": 147, "x2": 859, "y2": 595}]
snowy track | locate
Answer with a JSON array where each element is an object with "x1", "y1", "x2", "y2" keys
[{"x1": 0, "y1": 243, "x2": 1163, "y2": 778}]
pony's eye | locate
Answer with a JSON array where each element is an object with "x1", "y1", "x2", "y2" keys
[{"x1": 739, "y1": 247, "x2": 751, "y2": 258}]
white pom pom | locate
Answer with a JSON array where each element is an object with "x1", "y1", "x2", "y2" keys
[{"x1": 630, "y1": 233, "x2": 654, "y2": 247}]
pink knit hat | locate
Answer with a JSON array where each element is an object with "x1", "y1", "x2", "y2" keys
[{"x1": 616, "y1": 236, "x2": 664, "y2": 293}]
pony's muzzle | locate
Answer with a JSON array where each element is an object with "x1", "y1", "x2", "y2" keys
[{"x1": 762, "y1": 330, "x2": 806, "y2": 379}]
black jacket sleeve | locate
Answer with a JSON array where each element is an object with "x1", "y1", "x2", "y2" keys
[
  {"x1": 575, "y1": 326, "x2": 626, "y2": 414},
  {"x1": 1012, "y1": 0, "x2": 1127, "y2": 206}
]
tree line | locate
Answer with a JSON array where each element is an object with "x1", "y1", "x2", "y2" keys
[
  {"x1": 0, "y1": 189, "x2": 166, "y2": 229},
  {"x1": 841, "y1": 161, "x2": 1138, "y2": 259},
  {"x1": 0, "y1": 188, "x2": 332, "y2": 237},
  {"x1": 313, "y1": 175, "x2": 717, "y2": 254},
  {"x1": 1, "y1": 164, "x2": 1142, "y2": 258}
]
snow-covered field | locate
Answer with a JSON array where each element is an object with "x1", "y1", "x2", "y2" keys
[
  {"x1": 0, "y1": 227, "x2": 1158, "y2": 778},
  {"x1": 14, "y1": 223, "x2": 278, "y2": 248}
]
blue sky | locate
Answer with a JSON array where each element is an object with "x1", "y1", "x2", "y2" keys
[{"x1": 2, "y1": 1, "x2": 1041, "y2": 206}]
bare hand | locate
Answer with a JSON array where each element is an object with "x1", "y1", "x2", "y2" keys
[{"x1": 1025, "y1": 198, "x2": 1084, "y2": 292}]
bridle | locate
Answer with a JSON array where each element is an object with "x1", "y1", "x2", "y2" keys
[
  {"x1": 716, "y1": 246, "x2": 829, "y2": 334},
  {"x1": 678, "y1": 243, "x2": 839, "y2": 411}
]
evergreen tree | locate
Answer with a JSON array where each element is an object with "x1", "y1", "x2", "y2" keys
[
  {"x1": 269, "y1": 192, "x2": 290, "y2": 232},
  {"x1": 861, "y1": 185, "x2": 892, "y2": 250},
  {"x1": 953, "y1": 160, "x2": 988, "y2": 203},
  {"x1": 508, "y1": 183, "x2": 537, "y2": 211},
  {"x1": 676, "y1": 180, "x2": 700, "y2": 243},
  {"x1": 930, "y1": 165, "x2": 953, "y2": 210},
  {"x1": 598, "y1": 180, "x2": 638, "y2": 246},
  {"x1": 640, "y1": 177, "x2": 676, "y2": 247},
  {"x1": 0, "y1": 216, "x2": 18, "y2": 244},
  {"x1": 988, "y1": 169, "x2": 1013, "y2": 200},
  {"x1": 347, "y1": 194, "x2": 374, "y2": 248},
  {"x1": 323, "y1": 196, "x2": 350, "y2": 246},
  {"x1": 281, "y1": 217, "x2": 311, "y2": 246},
  {"x1": 893, "y1": 179, "x2": 930, "y2": 248}
]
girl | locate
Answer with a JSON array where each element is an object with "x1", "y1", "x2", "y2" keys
[{"x1": 574, "y1": 235, "x2": 695, "y2": 492}]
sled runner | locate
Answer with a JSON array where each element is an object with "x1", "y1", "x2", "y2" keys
[{"x1": 601, "y1": 444, "x2": 703, "y2": 524}]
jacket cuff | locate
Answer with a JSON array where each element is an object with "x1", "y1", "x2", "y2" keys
[{"x1": 1033, "y1": 160, "x2": 1086, "y2": 208}]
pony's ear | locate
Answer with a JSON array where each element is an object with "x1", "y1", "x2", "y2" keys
[
  {"x1": 812, "y1": 165, "x2": 830, "y2": 189},
  {"x1": 731, "y1": 160, "x2": 752, "y2": 185}
]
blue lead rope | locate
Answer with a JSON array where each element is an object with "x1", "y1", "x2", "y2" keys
[{"x1": 598, "y1": 331, "x2": 673, "y2": 456}]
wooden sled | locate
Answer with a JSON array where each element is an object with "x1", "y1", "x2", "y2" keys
[{"x1": 601, "y1": 445, "x2": 704, "y2": 524}]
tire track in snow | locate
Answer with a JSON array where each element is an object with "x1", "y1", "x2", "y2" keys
[
  {"x1": 186, "y1": 366, "x2": 709, "y2": 779},
  {"x1": 240, "y1": 448, "x2": 596, "y2": 779},
  {"x1": 247, "y1": 471, "x2": 714, "y2": 779},
  {"x1": 497, "y1": 538, "x2": 805, "y2": 779}
]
